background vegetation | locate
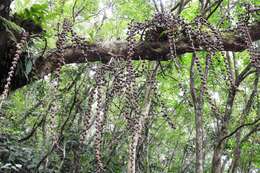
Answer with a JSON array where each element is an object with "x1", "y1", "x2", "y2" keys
[{"x1": 0, "y1": 0, "x2": 259, "y2": 173}]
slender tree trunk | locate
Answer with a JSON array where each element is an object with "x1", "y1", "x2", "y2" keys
[
  {"x1": 212, "y1": 67, "x2": 257, "y2": 173},
  {"x1": 229, "y1": 131, "x2": 241, "y2": 173},
  {"x1": 212, "y1": 141, "x2": 224, "y2": 173},
  {"x1": 230, "y1": 72, "x2": 259, "y2": 173},
  {"x1": 190, "y1": 55, "x2": 206, "y2": 173},
  {"x1": 127, "y1": 63, "x2": 158, "y2": 173},
  {"x1": 212, "y1": 88, "x2": 236, "y2": 173},
  {"x1": 195, "y1": 102, "x2": 204, "y2": 173},
  {"x1": 221, "y1": 157, "x2": 228, "y2": 173}
]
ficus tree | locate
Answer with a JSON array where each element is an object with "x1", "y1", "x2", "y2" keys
[{"x1": 0, "y1": 0, "x2": 259, "y2": 173}]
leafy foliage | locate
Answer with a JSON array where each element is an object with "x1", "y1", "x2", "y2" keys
[{"x1": 0, "y1": 0, "x2": 259, "y2": 173}]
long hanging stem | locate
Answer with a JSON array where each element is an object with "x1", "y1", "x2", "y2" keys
[
  {"x1": 0, "y1": 31, "x2": 28, "y2": 110},
  {"x1": 49, "y1": 19, "x2": 70, "y2": 144}
]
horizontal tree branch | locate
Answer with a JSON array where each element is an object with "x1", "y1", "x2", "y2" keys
[
  {"x1": 35, "y1": 22, "x2": 260, "y2": 79},
  {"x1": 218, "y1": 117, "x2": 260, "y2": 146},
  {"x1": 1, "y1": 21, "x2": 260, "y2": 92}
]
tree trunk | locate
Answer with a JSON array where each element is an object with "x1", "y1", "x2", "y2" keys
[
  {"x1": 190, "y1": 56, "x2": 205, "y2": 173},
  {"x1": 229, "y1": 131, "x2": 241, "y2": 173},
  {"x1": 221, "y1": 157, "x2": 228, "y2": 173},
  {"x1": 211, "y1": 66, "x2": 256, "y2": 173},
  {"x1": 127, "y1": 63, "x2": 158, "y2": 173},
  {"x1": 212, "y1": 87, "x2": 236, "y2": 173},
  {"x1": 229, "y1": 72, "x2": 259, "y2": 173},
  {"x1": 212, "y1": 139, "x2": 224, "y2": 173},
  {"x1": 195, "y1": 103, "x2": 204, "y2": 173}
]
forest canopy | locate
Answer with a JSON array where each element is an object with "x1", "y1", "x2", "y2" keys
[{"x1": 0, "y1": 0, "x2": 260, "y2": 173}]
